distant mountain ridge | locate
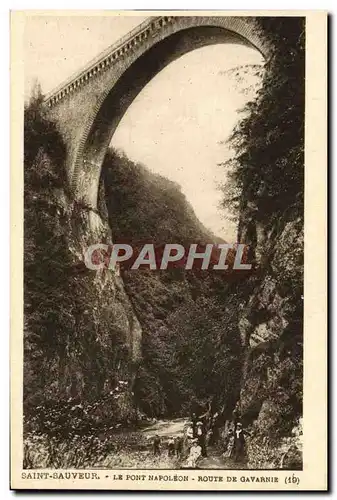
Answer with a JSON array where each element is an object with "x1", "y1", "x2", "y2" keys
[{"x1": 100, "y1": 148, "x2": 225, "y2": 246}]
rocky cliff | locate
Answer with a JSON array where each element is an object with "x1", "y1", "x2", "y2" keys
[
  {"x1": 24, "y1": 100, "x2": 143, "y2": 427},
  {"x1": 219, "y1": 16, "x2": 305, "y2": 462},
  {"x1": 238, "y1": 216, "x2": 303, "y2": 437}
]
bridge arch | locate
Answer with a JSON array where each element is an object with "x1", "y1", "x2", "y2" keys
[{"x1": 45, "y1": 16, "x2": 268, "y2": 212}]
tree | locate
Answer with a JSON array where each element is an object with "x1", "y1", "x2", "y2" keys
[{"x1": 221, "y1": 18, "x2": 305, "y2": 229}]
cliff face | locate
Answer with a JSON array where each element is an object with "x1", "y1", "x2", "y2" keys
[
  {"x1": 24, "y1": 148, "x2": 142, "y2": 423},
  {"x1": 218, "y1": 17, "x2": 305, "y2": 448},
  {"x1": 238, "y1": 214, "x2": 303, "y2": 440}
]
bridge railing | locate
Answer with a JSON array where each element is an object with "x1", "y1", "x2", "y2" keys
[
  {"x1": 44, "y1": 15, "x2": 267, "y2": 108},
  {"x1": 44, "y1": 16, "x2": 172, "y2": 106}
]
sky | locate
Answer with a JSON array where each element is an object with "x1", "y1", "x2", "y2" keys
[{"x1": 24, "y1": 15, "x2": 263, "y2": 241}]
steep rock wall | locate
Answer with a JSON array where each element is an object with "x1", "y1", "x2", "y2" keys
[
  {"x1": 24, "y1": 150, "x2": 142, "y2": 422},
  {"x1": 238, "y1": 215, "x2": 303, "y2": 438}
]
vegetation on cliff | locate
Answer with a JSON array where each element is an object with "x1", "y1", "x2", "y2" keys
[
  {"x1": 222, "y1": 17, "x2": 304, "y2": 228},
  {"x1": 100, "y1": 148, "x2": 246, "y2": 418},
  {"x1": 220, "y1": 17, "x2": 305, "y2": 441},
  {"x1": 24, "y1": 91, "x2": 139, "y2": 434}
]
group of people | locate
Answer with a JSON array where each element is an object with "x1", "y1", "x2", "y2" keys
[
  {"x1": 151, "y1": 417, "x2": 211, "y2": 468},
  {"x1": 184, "y1": 402, "x2": 250, "y2": 467},
  {"x1": 221, "y1": 402, "x2": 250, "y2": 464},
  {"x1": 182, "y1": 403, "x2": 224, "y2": 467},
  {"x1": 151, "y1": 402, "x2": 302, "y2": 470},
  {"x1": 151, "y1": 401, "x2": 249, "y2": 468},
  {"x1": 183, "y1": 420, "x2": 208, "y2": 468},
  {"x1": 152, "y1": 434, "x2": 184, "y2": 459}
]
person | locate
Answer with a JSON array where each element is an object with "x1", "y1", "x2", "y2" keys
[
  {"x1": 206, "y1": 428, "x2": 213, "y2": 448},
  {"x1": 199, "y1": 400, "x2": 212, "y2": 432},
  {"x1": 222, "y1": 428, "x2": 235, "y2": 459},
  {"x1": 185, "y1": 439, "x2": 202, "y2": 468},
  {"x1": 183, "y1": 423, "x2": 194, "y2": 459},
  {"x1": 191, "y1": 412, "x2": 198, "y2": 438},
  {"x1": 232, "y1": 422, "x2": 249, "y2": 463},
  {"x1": 186, "y1": 424, "x2": 194, "y2": 440},
  {"x1": 174, "y1": 436, "x2": 184, "y2": 459},
  {"x1": 167, "y1": 437, "x2": 175, "y2": 457},
  {"x1": 153, "y1": 435, "x2": 161, "y2": 456},
  {"x1": 232, "y1": 403, "x2": 241, "y2": 430},
  {"x1": 196, "y1": 421, "x2": 207, "y2": 457},
  {"x1": 209, "y1": 411, "x2": 220, "y2": 445}
]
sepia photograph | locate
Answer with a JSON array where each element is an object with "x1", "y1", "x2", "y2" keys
[{"x1": 10, "y1": 10, "x2": 327, "y2": 491}]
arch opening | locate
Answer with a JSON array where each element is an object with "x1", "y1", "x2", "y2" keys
[{"x1": 75, "y1": 25, "x2": 265, "y2": 209}]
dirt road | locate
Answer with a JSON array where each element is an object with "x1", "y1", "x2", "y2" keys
[
  {"x1": 140, "y1": 417, "x2": 187, "y2": 439},
  {"x1": 102, "y1": 417, "x2": 233, "y2": 470}
]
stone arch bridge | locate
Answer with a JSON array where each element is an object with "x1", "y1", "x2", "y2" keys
[{"x1": 44, "y1": 15, "x2": 268, "y2": 227}]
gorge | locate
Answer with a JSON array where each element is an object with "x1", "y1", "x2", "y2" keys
[{"x1": 23, "y1": 16, "x2": 304, "y2": 469}]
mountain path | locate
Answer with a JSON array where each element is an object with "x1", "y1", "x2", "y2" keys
[{"x1": 103, "y1": 417, "x2": 235, "y2": 470}]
